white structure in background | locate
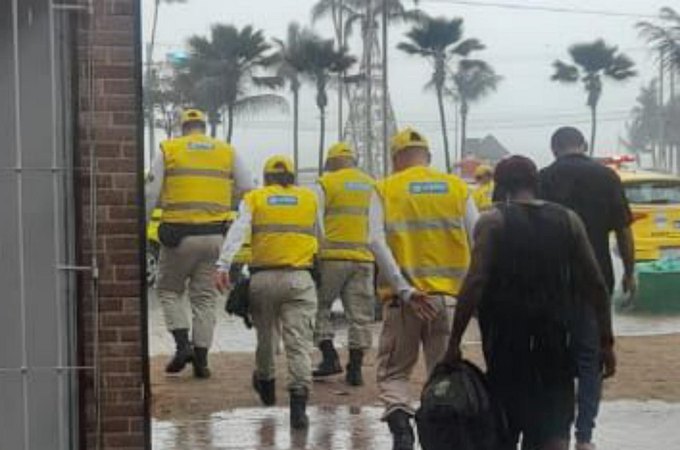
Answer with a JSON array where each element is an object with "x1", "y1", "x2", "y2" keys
[{"x1": 343, "y1": 2, "x2": 397, "y2": 178}]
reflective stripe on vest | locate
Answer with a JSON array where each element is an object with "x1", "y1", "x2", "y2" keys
[
  {"x1": 323, "y1": 241, "x2": 370, "y2": 251},
  {"x1": 162, "y1": 201, "x2": 232, "y2": 213},
  {"x1": 252, "y1": 224, "x2": 316, "y2": 236},
  {"x1": 325, "y1": 205, "x2": 370, "y2": 216},
  {"x1": 385, "y1": 218, "x2": 462, "y2": 233},
  {"x1": 166, "y1": 168, "x2": 232, "y2": 179},
  {"x1": 404, "y1": 266, "x2": 467, "y2": 279}
]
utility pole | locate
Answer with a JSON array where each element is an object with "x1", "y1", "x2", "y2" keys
[
  {"x1": 659, "y1": 48, "x2": 666, "y2": 171},
  {"x1": 382, "y1": 0, "x2": 389, "y2": 176},
  {"x1": 338, "y1": 0, "x2": 344, "y2": 141},
  {"x1": 146, "y1": 43, "x2": 156, "y2": 168}
]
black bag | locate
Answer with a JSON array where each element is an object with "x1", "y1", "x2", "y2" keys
[
  {"x1": 225, "y1": 276, "x2": 252, "y2": 329},
  {"x1": 158, "y1": 222, "x2": 228, "y2": 248},
  {"x1": 415, "y1": 360, "x2": 507, "y2": 450}
]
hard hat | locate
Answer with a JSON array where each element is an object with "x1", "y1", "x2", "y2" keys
[
  {"x1": 180, "y1": 109, "x2": 207, "y2": 126},
  {"x1": 326, "y1": 142, "x2": 356, "y2": 161},
  {"x1": 474, "y1": 164, "x2": 493, "y2": 178},
  {"x1": 390, "y1": 127, "x2": 429, "y2": 155},
  {"x1": 264, "y1": 155, "x2": 295, "y2": 174}
]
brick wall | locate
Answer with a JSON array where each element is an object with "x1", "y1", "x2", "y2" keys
[{"x1": 76, "y1": 1, "x2": 149, "y2": 449}]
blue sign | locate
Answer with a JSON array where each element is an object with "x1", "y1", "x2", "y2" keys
[
  {"x1": 345, "y1": 182, "x2": 372, "y2": 192},
  {"x1": 409, "y1": 182, "x2": 449, "y2": 194},
  {"x1": 187, "y1": 142, "x2": 215, "y2": 151},
  {"x1": 268, "y1": 195, "x2": 298, "y2": 206}
]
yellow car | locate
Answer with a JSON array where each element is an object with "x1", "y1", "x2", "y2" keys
[
  {"x1": 618, "y1": 170, "x2": 680, "y2": 261},
  {"x1": 146, "y1": 208, "x2": 163, "y2": 286}
]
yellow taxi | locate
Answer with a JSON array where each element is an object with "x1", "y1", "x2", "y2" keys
[{"x1": 615, "y1": 164, "x2": 680, "y2": 261}]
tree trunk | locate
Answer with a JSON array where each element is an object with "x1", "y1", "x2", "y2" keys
[
  {"x1": 209, "y1": 119, "x2": 217, "y2": 138},
  {"x1": 319, "y1": 107, "x2": 326, "y2": 176},
  {"x1": 293, "y1": 88, "x2": 300, "y2": 173},
  {"x1": 436, "y1": 85, "x2": 450, "y2": 173},
  {"x1": 589, "y1": 104, "x2": 597, "y2": 156},
  {"x1": 460, "y1": 102, "x2": 468, "y2": 167},
  {"x1": 227, "y1": 106, "x2": 234, "y2": 142}
]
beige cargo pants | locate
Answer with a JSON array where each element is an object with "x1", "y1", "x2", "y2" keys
[
  {"x1": 315, "y1": 260, "x2": 375, "y2": 350},
  {"x1": 249, "y1": 270, "x2": 317, "y2": 391},
  {"x1": 377, "y1": 296, "x2": 456, "y2": 418},
  {"x1": 157, "y1": 234, "x2": 223, "y2": 349}
]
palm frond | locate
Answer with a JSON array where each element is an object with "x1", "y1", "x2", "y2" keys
[
  {"x1": 450, "y1": 38, "x2": 485, "y2": 57},
  {"x1": 551, "y1": 60, "x2": 579, "y2": 82}
]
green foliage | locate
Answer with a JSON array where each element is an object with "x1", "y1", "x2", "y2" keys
[
  {"x1": 638, "y1": 7, "x2": 680, "y2": 74},
  {"x1": 185, "y1": 24, "x2": 287, "y2": 139}
]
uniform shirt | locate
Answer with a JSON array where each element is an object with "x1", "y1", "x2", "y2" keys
[
  {"x1": 539, "y1": 153, "x2": 633, "y2": 292},
  {"x1": 216, "y1": 197, "x2": 325, "y2": 272},
  {"x1": 145, "y1": 148, "x2": 255, "y2": 222},
  {"x1": 368, "y1": 190, "x2": 479, "y2": 300}
]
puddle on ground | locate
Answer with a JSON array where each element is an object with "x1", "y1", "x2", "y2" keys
[{"x1": 153, "y1": 402, "x2": 680, "y2": 450}]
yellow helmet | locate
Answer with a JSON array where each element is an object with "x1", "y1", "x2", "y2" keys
[
  {"x1": 180, "y1": 109, "x2": 207, "y2": 126},
  {"x1": 474, "y1": 164, "x2": 493, "y2": 178},
  {"x1": 326, "y1": 142, "x2": 356, "y2": 161},
  {"x1": 264, "y1": 155, "x2": 295, "y2": 174},
  {"x1": 390, "y1": 127, "x2": 429, "y2": 155}
]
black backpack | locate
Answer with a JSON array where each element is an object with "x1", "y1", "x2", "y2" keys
[{"x1": 415, "y1": 360, "x2": 507, "y2": 450}]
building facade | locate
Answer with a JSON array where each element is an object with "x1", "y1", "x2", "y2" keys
[{"x1": 1, "y1": 1, "x2": 148, "y2": 448}]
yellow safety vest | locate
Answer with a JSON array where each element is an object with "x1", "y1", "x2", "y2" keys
[
  {"x1": 378, "y1": 166, "x2": 471, "y2": 296},
  {"x1": 160, "y1": 134, "x2": 234, "y2": 224},
  {"x1": 246, "y1": 185, "x2": 318, "y2": 269},
  {"x1": 319, "y1": 168, "x2": 376, "y2": 262},
  {"x1": 472, "y1": 182, "x2": 494, "y2": 211}
]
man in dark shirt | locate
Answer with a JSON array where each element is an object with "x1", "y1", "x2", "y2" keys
[
  {"x1": 539, "y1": 127, "x2": 636, "y2": 450},
  {"x1": 539, "y1": 127, "x2": 636, "y2": 295}
]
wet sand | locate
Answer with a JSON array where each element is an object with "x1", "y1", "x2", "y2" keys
[{"x1": 151, "y1": 333, "x2": 680, "y2": 420}]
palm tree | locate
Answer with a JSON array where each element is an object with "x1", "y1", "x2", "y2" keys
[
  {"x1": 398, "y1": 15, "x2": 484, "y2": 172},
  {"x1": 270, "y1": 23, "x2": 309, "y2": 172},
  {"x1": 300, "y1": 32, "x2": 356, "y2": 174},
  {"x1": 187, "y1": 24, "x2": 288, "y2": 141},
  {"x1": 626, "y1": 81, "x2": 661, "y2": 164},
  {"x1": 451, "y1": 60, "x2": 501, "y2": 160},
  {"x1": 552, "y1": 40, "x2": 636, "y2": 155},
  {"x1": 638, "y1": 7, "x2": 680, "y2": 78}
]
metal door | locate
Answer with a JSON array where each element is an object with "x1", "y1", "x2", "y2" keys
[{"x1": 0, "y1": 1, "x2": 79, "y2": 449}]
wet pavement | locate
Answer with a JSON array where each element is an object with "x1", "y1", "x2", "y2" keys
[
  {"x1": 152, "y1": 402, "x2": 680, "y2": 450},
  {"x1": 148, "y1": 289, "x2": 680, "y2": 356}
]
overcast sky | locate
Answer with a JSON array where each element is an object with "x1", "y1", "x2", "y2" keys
[{"x1": 142, "y1": 0, "x2": 670, "y2": 173}]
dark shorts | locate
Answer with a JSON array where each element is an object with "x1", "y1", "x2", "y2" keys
[
  {"x1": 482, "y1": 319, "x2": 576, "y2": 450},
  {"x1": 491, "y1": 374, "x2": 574, "y2": 450}
]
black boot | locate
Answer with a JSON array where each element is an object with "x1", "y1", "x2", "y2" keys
[
  {"x1": 345, "y1": 349, "x2": 364, "y2": 386},
  {"x1": 192, "y1": 347, "x2": 211, "y2": 379},
  {"x1": 252, "y1": 372, "x2": 277, "y2": 406},
  {"x1": 312, "y1": 340, "x2": 342, "y2": 377},
  {"x1": 290, "y1": 387, "x2": 310, "y2": 430},
  {"x1": 387, "y1": 410, "x2": 415, "y2": 450},
  {"x1": 165, "y1": 329, "x2": 194, "y2": 374}
]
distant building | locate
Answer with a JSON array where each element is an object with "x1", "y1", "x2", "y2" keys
[
  {"x1": 455, "y1": 134, "x2": 511, "y2": 180},
  {"x1": 464, "y1": 134, "x2": 511, "y2": 164}
]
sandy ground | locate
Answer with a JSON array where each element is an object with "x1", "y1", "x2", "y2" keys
[{"x1": 151, "y1": 333, "x2": 680, "y2": 420}]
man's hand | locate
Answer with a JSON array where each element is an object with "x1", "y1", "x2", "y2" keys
[
  {"x1": 441, "y1": 345, "x2": 462, "y2": 366},
  {"x1": 601, "y1": 346, "x2": 617, "y2": 379},
  {"x1": 407, "y1": 291, "x2": 439, "y2": 321},
  {"x1": 213, "y1": 269, "x2": 231, "y2": 293},
  {"x1": 622, "y1": 272, "x2": 637, "y2": 296}
]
